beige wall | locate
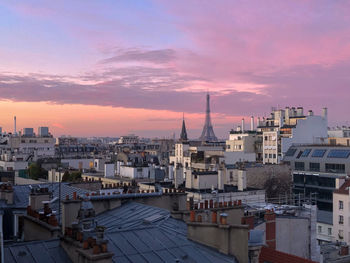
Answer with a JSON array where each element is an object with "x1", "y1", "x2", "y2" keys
[
  {"x1": 23, "y1": 216, "x2": 60, "y2": 241},
  {"x1": 333, "y1": 192, "x2": 349, "y2": 243},
  {"x1": 187, "y1": 222, "x2": 248, "y2": 263}
]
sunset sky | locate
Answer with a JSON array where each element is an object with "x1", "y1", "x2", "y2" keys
[{"x1": 1, "y1": 1, "x2": 350, "y2": 138}]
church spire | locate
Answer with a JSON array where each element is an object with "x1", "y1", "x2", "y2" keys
[{"x1": 180, "y1": 113, "x2": 188, "y2": 141}]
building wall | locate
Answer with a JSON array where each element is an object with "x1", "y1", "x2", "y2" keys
[
  {"x1": 281, "y1": 115, "x2": 328, "y2": 155},
  {"x1": 61, "y1": 158, "x2": 94, "y2": 170},
  {"x1": 186, "y1": 189, "x2": 266, "y2": 205},
  {"x1": 317, "y1": 222, "x2": 333, "y2": 244},
  {"x1": 119, "y1": 165, "x2": 149, "y2": 179},
  {"x1": 256, "y1": 217, "x2": 311, "y2": 259},
  {"x1": 333, "y1": 192, "x2": 349, "y2": 243},
  {"x1": 263, "y1": 131, "x2": 279, "y2": 164},
  {"x1": 223, "y1": 151, "x2": 256, "y2": 165}
]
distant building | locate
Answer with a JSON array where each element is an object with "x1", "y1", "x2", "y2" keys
[
  {"x1": 118, "y1": 134, "x2": 139, "y2": 144},
  {"x1": 38, "y1": 126, "x2": 49, "y2": 137},
  {"x1": 259, "y1": 106, "x2": 328, "y2": 164},
  {"x1": 23, "y1": 128, "x2": 34, "y2": 137}
]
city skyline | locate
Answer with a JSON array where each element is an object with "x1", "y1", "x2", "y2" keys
[{"x1": 1, "y1": 1, "x2": 350, "y2": 137}]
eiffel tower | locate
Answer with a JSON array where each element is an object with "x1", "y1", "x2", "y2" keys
[{"x1": 199, "y1": 93, "x2": 217, "y2": 141}]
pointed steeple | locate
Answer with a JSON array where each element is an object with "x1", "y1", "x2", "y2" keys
[{"x1": 180, "y1": 113, "x2": 188, "y2": 141}]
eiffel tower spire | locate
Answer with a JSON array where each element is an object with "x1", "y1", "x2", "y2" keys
[
  {"x1": 179, "y1": 113, "x2": 188, "y2": 141},
  {"x1": 199, "y1": 93, "x2": 217, "y2": 141}
]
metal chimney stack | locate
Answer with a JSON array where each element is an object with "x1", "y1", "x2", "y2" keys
[
  {"x1": 250, "y1": 116, "x2": 254, "y2": 131},
  {"x1": 14, "y1": 116, "x2": 16, "y2": 135}
]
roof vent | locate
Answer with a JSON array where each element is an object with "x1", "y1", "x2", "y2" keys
[{"x1": 142, "y1": 214, "x2": 165, "y2": 224}]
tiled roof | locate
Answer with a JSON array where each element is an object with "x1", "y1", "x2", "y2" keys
[
  {"x1": 333, "y1": 180, "x2": 350, "y2": 195},
  {"x1": 4, "y1": 239, "x2": 72, "y2": 263},
  {"x1": 259, "y1": 247, "x2": 317, "y2": 263}
]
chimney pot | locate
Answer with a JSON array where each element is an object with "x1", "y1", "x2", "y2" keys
[
  {"x1": 212, "y1": 211, "x2": 217, "y2": 224},
  {"x1": 220, "y1": 213, "x2": 228, "y2": 225},
  {"x1": 190, "y1": 210, "x2": 195, "y2": 222},
  {"x1": 73, "y1": 192, "x2": 77, "y2": 200}
]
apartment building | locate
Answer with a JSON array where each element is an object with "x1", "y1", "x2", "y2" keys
[
  {"x1": 259, "y1": 107, "x2": 328, "y2": 164},
  {"x1": 283, "y1": 145, "x2": 350, "y2": 245},
  {"x1": 332, "y1": 180, "x2": 350, "y2": 244}
]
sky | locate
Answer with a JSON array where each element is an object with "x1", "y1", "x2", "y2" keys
[{"x1": 1, "y1": 0, "x2": 350, "y2": 138}]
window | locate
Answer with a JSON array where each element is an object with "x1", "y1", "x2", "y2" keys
[
  {"x1": 339, "y1": 215, "x2": 344, "y2": 224},
  {"x1": 339, "y1": 230, "x2": 344, "y2": 239},
  {"x1": 226, "y1": 145, "x2": 230, "y2": 149},
  {"x1": 325, "y1": 163, "x2": 345, "y2": 173},
  {"x1": 339, "y1": 201, "x2": 344, "y2": 210},
  {"x1": 311, "y1": 149, "x2": 327, "y2": 157},
  {"x1": 328, "y1": 150, "x2": 350, "y2": 159},
  {"x1": 265, "y1": 154, "x2": 268, "y2": 158},
  {"x1": 318, "y1": 226, "x2": 322, "y2": 233},
  {"x1": 328, "y1": 228, "x2": 332, "y2": 235},
  {"x1": 285, "y1": 148, "x2": 297, "y2": 157},
  {"x1": 295, "y1": 162, "x2": 305, "y2": 171},
  {"x1": 309, "y1": 162, "x2": 320, "y2": 172},
  {"x1": 301, "y1": 149, "x2": 312, "y2": 157},
  {"x1": 273, "y1": 154, "x2": 276, "y2": 158},
  {"x1": 328, "y1": 150, "x2": 350, "y2": 158}
]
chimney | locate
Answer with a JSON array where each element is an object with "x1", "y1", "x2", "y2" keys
[
  {"x1": 218, "y1": 169, "x2": 224, "y2": 190},
  {"x1": 237, "y1": 170, "x2": 246, "y2": 191},
  {"x1": 285, "y1": 107, "x2": 290, "y2": 120},
  {"x1": 29, "y1": 186, "x2": 51, "y2": 211},
  {"x1": 340, "y1": 245, "x2": 349, "y2": 256},
  {"x1": 14, "y1": 116, "x2": 16, "y2": 135},
  {"x1": 297, "y1": 107, "x2": 304, "y2": 116},
  {"x1": 187, "y1": 212, "x2": 249, "y2": 263},
  {"x1": 308, "y1": 110, "x2": 314, "y2": 116},
  {"x1": 61, "y1": 199, "x2": 113, "y2": 263},
  {"x1": 62, "y1": 192, "x2": 82, "y2": 234},
  {"x1": 241, "y1": 118, "x2": 245, "y2": 133},
  {"x1": 257, "y1": 117, "x2": 260, "y2": 128},
  {"x1": 322, "y1": 107, "x2": 328, "y2": 120},
  {"x1": 241, "y1": 214, "x2": 254, "y2": 230},
  {"x1": 0, "y1": 183, "x2": 14, "y2": 205},
  {"x1": 264, "y1": 210, "x2": 276, "y2": 250},
  {"x1": 250, "y1": 116, "x2": 254, "y2": 131}
]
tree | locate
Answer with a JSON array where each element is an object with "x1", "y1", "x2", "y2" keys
[
  {"x1": 61, "y1": 171, "x2": 82, "y2": 182},
  {"x1": 28, "y1": 163, "x2": 41, "y2": 180},
  {"x1": 28, "y1": 163, "x2": 48, "y2": 180},
  {"x1": 263, "y1": 176, "x2": 291, "y2": 199},
  {"x1": 61, "y1": 171, "x2": 71, "y2": 182}
]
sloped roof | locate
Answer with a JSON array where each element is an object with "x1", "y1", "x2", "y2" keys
[
  {"x1": 5, "y1": 201, "x2": 236, "y2": 262},
  {"x1": 4, "y1": 239, "x2": 72, "y2": 263},
  {"x1": 334, "y1": 180, "x2": 350, "y2": 195},
  {"x1": 95, "y1": 202, "x2": 236, "y2": 262},
  {"x1": 9, "y1": 183, "x2": 91, "y2": 209}
]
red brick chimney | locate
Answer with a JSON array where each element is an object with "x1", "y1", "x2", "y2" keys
[
  {"x1": 264, "y1": 210, "x2": 276, "y2": 250},
  {"x1": 241, "y1": 214, "x2": 254, "y2": 230}
]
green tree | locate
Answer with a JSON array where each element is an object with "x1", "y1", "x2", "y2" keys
[
  {"x1": 61, "y1": 171, "x2": 71, "y2": 182},
  {"x1": 28, "y1": 163, "x2": 41, "y2": 180}
]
